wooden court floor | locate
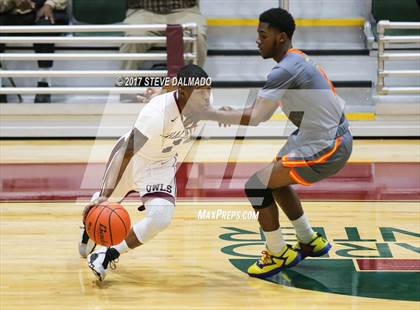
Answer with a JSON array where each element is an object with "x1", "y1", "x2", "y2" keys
[
  {"x1": 0, "y1": 139, "x2": 419, "y2": 310},
  {"x1": 0, "y1": 201, "x2": 419, "y2": 310}
]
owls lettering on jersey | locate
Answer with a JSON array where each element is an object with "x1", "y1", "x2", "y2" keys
[{"x1": 134, "y1": 91, "x2": 196, "y2": 161}]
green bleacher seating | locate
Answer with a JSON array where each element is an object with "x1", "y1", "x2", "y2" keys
[
  {"x1": 72, "y1": 0, "x2": 127, "y2": 24},
  {"x1": 371, "y1": 0, "x2": 420, "y2": 37},
  {"x1": 372, "y1": 0, "x2": 420, "y2": 22}
]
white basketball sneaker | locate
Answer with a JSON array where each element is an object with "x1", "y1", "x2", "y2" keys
[
  {"x1": 78, "y1": 191, "x2": 101, "y2": 258},
  {"x1": 78, "y1": 226, "x2": 97, "y2": 258},
  {"x1": 87, "y1": 247, "x2": 120, "y2": 281}
]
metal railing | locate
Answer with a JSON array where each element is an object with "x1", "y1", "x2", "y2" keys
[
  {"x1": 377, "y1": 20, "x2": 420, "y2": 95},
  {"x1": 0, "y1": 24, "x2": 197, "y2": 95}
]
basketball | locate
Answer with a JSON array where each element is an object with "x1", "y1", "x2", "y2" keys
[{"x1": 85, "y1": 202, "x2": 131, "y2": 247}]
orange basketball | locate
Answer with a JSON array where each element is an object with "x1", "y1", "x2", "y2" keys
[{"x1": 85, "y1": 202, "x2": 131, "y2": 247}]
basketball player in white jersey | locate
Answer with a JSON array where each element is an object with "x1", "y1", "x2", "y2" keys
[{"x1": 79, "y1": 64, "x2": 212, "y2": 281}]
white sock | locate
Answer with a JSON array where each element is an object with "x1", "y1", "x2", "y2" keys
[
  {"x1": 291, "y1": 214, "x2": 315, "y2": 244},
  {"x1": 263, "y1": 227, "x2": 285, "y2": 253},
  {"x1": 112, "y1": 240, "x2": 130, "y2": 254}
]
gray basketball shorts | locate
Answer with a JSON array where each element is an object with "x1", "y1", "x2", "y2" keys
[{"x1": 276, "y1": 130, "x2": 353, "y2": 185}]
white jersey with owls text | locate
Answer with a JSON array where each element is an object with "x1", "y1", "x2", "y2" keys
[
  {"x1": 134, "y1": 91, "x2": 196, "y2": 162},
  {"x1": 106, "y1": 91, "x2": 197, "y2": 201}
]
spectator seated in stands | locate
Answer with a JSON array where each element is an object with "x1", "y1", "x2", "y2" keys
[
  {"x1": 0, "y1": 0, "x2": 68, "y2": 103},
  {"x1": 120, "y1": 0, "x2": 207, "y2": 102}
]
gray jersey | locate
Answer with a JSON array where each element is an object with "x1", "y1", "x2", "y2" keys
[{"x1": 258, "y1": 49, "x2": 349, "y2": 158}]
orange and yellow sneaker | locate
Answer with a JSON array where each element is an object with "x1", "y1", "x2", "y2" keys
[
  {"x1": 293, "y1": 232, "x2": 332, "y2": 258},
  {"x1": 247, "y1": 244, "x2": 302, "y2": 278}
]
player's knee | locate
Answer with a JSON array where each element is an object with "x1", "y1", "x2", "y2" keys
[
  {"x1": 146, "y1": 198, "x2": 174, "y2": 232},
  {"x1": 132, "y1": 198, "x2": 174, "y2": 244},
  {"x1": 149, "y1": 210, "x2": 172, "y2": 231},
  {"x1": 244, "y1": 173, "x2": 274, "y2": 209}
]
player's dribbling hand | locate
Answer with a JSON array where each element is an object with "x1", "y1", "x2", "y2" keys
[{"x1": 82, "y1": 196, "x2": 108, "y2": 224}]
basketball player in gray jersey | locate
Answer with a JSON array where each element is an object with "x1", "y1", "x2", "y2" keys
[{"x1": 198, "y1": 8, "x2": 353, "y2": 278}]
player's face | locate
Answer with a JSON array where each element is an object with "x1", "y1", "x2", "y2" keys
[
  {"x1": 189, "y1": 87, "x2": 211, "y2": 110},
  {"x1": 187, "y1": 86, "x2": 212, "y2": 111},
  {"x1": 257, "y1": 22, "x2": 282, "y2": 59}
]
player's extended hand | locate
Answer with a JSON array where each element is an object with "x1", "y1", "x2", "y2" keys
[
  {"x1": 218, "y1": 106, "x2": 233, "y2": 127},
  {"x1": 82, "y1": 195, "x2": 108, "y2": 224}
]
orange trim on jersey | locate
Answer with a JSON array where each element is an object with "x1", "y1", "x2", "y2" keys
[
  {"x1": 287, "y1": 48, "x2": 305, "y2": 55},
  {"x1": 288, "y1": 48, "x2": 336, "y2": 96},
  {"x1": 289, "y1": 168, "x2": 312, "y2": 186},
  {"x1": 317, "y1": 65, "x2": 337, "y2": 96},
  {"x1": 282, "y1": 137, "x2": 341, "y2": 167}
]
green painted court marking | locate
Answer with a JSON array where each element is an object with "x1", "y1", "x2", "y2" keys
[
  {"x1": 220, "y1": 226, "x2": 420, "y2": 301},
  {"x1": 229, "y1": 258, "x2": 420, "y2": 302}
]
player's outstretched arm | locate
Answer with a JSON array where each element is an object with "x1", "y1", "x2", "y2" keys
[
  {"x1": 204, "y1": 96, "x2": 279, "y2": 126},
  {"x1": 100, "y1": 128, "x2": 148, "y2": 198},
  {"x1": 82, "y1": 128, "x2": 148, "y2": 222},
  {"x1": 83, "y1": 128, "x2": 148, "y2": 222}
]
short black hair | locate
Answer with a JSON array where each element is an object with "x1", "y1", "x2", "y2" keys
[
  {"x1": 259, "y1": 8, "x2": 296, "y2": 39},
  {"x1": 177, "y1": 64, "x2": 208, "y2": 80}
]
